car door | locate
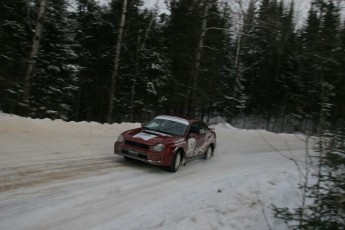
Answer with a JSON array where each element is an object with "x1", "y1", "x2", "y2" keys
[
  {"x1": 186, "y1": 122, "x2": 207, "y2": 158},
  {"x1": 186, "y1": 123, "x2": 199, "y2": 158},
  {"x1": 194, "y1": 122, "x2": 208, "y2": 156}
]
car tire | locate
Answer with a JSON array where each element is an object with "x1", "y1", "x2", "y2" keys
[
  {"x1": 169, "y1": 151, "x2": 182, "y2": 172},
  {"x1": 204, "y1": 146, "x2": 213, "y2": 160}
]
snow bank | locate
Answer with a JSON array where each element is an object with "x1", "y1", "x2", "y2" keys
[{"x1": 0, "y1": 113, "x2": 310, "y2": 230}]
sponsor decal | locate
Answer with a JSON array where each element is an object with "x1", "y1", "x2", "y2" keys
[
  {"x1": 186, "y1": 132, "x2": 213, "y2": 156},
  {"x1": 186, "y1": 138, "x2": 196, "y2": 155},
  {"x1": 133, "y1": 132, "x2": 157, "y2": 141},
  {"x1": 199, "y1": 132, "x2": 212, "y2": 153}
]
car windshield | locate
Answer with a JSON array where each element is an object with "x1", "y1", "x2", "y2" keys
[{"x1": 144, "y1": 117, "x2": 188, "y2": 136}]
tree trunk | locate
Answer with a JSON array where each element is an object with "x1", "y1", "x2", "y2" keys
[
  {"x1": 23, "y1": 0, "x2": 48, "y2": 111},
  {"x1": 233, "y1": 18, "x2": 245, "y2": 113},
  {"x1": 107, "y1": 0, "x2": 128, "y2": 123},
  {"x1": 190, "y1": 0, "x2": 209, "y2": 116}
]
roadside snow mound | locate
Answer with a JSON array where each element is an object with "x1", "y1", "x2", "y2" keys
[
  {"x1": 0, "y1": 112, "x2": 139, "y2": 136},
  {"x1": 0, "y1": 113, "x2": 310, "y2": 230},
  {"x1": 211, "y1": 122, "x2": 236, "y2": 130}
]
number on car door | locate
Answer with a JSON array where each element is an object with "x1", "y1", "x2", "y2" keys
[{"x1": 186, "y1": 122, "x2": 206, "y2": 157}]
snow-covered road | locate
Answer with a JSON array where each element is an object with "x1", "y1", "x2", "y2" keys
[{"x1": 0, "y1": 113, "x2": 310, "y2": 230}]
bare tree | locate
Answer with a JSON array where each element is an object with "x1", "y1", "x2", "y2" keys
[
  {"x1": 107, "y1": 0, "x2": 128, "y2": 123},
  {"x1": 23, "y1": 0, "x2": 48, "y2": 110},
  {"x1": 189, "y1": 0, "x2": 210, "y2": 115},
  {"x1": 130, "y1": 0, "x2": 160, "y2": 122},
  {"x1": 231, "y1": 0, "x2": 257, "y2": 115}
]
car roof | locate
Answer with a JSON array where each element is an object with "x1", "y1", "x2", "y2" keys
[{"x1": 154, "y1": 115, "x2": 199, "y2": 125}]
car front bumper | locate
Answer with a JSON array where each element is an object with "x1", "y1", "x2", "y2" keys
[{"x1": 114, "y1": 142, "x2": 171, "y2": 166}]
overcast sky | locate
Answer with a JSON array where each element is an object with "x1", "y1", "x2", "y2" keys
[
  {"x1": 95, "y1": 0, "x2": 311, "y2": 17},
  {"x1": 97, "y1": 0, "x2": 165, "y2": 8},
  {"x1": 93, "y1": 0, "x2": 344, "y2": 26}
]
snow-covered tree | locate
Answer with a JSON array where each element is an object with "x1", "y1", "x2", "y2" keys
[
  {"x1": 0, "y1": 0, "x2": 32, "y2": 113},
  {"x1": 29, "y1": 0, "x2": 79, "y2": 119}
]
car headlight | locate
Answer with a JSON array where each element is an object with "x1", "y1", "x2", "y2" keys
[
  {"x1": 117, "y1": 134, "x2": 124, "y2": 143},
  {"x1": 153, "y1": 143, "x2": 165, "y2": 152}
]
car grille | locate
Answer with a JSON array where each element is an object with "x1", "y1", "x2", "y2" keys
[
  {"x1": 125, "y1": 140, "x2": 150, "y2": 150},
  {"x1": 122, "y1": 149, "x2": 148, "y2": 160}
]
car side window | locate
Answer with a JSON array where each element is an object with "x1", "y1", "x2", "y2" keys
[
  {"x1": 190, "y1": 123, "x2": 200, "y2": 134},
  {"x1": 193, "y1": 122, "x2": 208, "y2": 134}
]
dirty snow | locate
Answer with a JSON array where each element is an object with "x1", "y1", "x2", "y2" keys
[{"x1": 0, "y1": 112, "x2": 312, "y2": 230}]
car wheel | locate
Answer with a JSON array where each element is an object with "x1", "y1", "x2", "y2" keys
[
  {"x1": 169, "y1": 151, "x2": 182, "y2": 172},
  {"x1": 204, "y1": 146, "x2": 213, "y2": 160}
]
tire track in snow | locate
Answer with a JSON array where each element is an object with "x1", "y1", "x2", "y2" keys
[{"x1": 0, "y1": 156, "x2": 121, "y2": 192}]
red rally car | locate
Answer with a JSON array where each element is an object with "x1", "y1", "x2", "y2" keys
[{"x1": 114, "y1": 115, "x2": 216, "y2": 172}]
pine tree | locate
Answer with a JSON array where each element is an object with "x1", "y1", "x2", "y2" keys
[
  {"x1": 274, "y1": 1, "x2": 299, "y2": 131},
  {"x1": 107, "y1": 0, "x2": 128, "y2": 123},
  {"x1": 104, "y1": 0, "x2": 172, "y2": 122},
  {"x1": 223, "y1": 0, "x2": 254, "y2": 121},
  {"x1": 198, "y1": 1, "x2": 230, "y2": 119},
  {"x1": 335, "y1": 20, "x2": 345, "y2": 125},
  {"x1": 165, "y1": 0, "x2": 230, "y2": 118},
  {"x1": 320, "y1": 2, "x2": 344, "y2": 127},
  {"x1": 29, "y1": 0, "x2": 79, "y2": 119},
  {"x1": 242, "y1": 0, "x2": 297, "y2": 130},
  {"x1": 165, "y1": 0, "x2": 202, "y2": 115},
  {"x1": 273, "y1": 1, "x2": 345, "y2": 229},
  {"x1": 129, "y1": 9, "x2": 172, "y2": 121},
  {"x1": 73, "y1": 0, "x2": 113, "y2": 122},
  {"x1": 22, "y1": 0, "x2": 49, "y2": 112},
  {"x1": 0, "y1": 0, "x2": 32, "y2": 113},
  {"x1": 296, "y1": 0, "x2": 341, "y2": 132}
]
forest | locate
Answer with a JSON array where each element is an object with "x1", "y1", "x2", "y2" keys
[
  {"x1": 1, "y1": 1, "x2": 345, "y2": 227},
  {"x1": 1, "y1": 0, "x2": 345, "y2": 133}
]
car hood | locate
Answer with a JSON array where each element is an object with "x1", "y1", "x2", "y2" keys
[{"x1": 123, "y1": 128, "x2": 180, "y2": 145}]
